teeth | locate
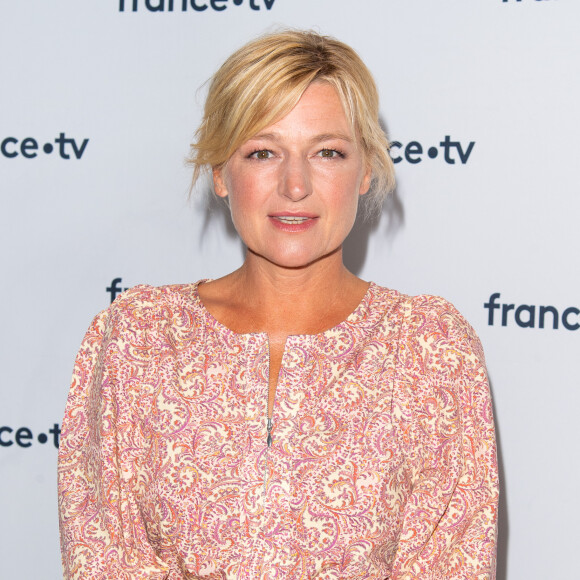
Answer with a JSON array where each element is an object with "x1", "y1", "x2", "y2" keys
[{"x1": 276, "y1": 216, "x2": 309, "y2": 224}]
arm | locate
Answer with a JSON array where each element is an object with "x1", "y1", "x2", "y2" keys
[
  {"x1": 58, "y1": 290, "x2": 172, "y2": 579},
  {"x1": 390, "y1": 296, "x2": 499, "y2": 579}
]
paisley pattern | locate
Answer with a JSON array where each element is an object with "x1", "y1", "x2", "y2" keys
[{"x1": 58, "y1": 282, "x2": 498, "y2": 579}]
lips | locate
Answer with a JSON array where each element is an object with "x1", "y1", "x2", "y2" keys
[
  {"x1": 268, "y1": 212, "x2": 318, "y2": 231},
  {"x1": 269, "y1": 212, "x2": 318, "y2": 219},
  {"x1": 273, "y1": 216, "x2": 310, "y2": 224}
]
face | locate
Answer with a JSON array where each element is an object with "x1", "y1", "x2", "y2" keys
[{"x1": 213, "y1": 82, "x2": 372, "y2": 270}]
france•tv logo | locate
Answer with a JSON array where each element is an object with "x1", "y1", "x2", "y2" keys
[
  {"x1": 1, "y1": 133, "x2": 89, "y2": 160},
  {"x1": 389, "y1": 136, "x2": 475, "y2": 165},
  {"x1": 484, "y1": 293, "x2": 579, "y2": 331},
  {"x1": 119, "y1": 0, "x2": 276, "y2": 11}
]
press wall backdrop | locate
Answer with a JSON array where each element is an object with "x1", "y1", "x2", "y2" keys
[{"x1": 1, "y1": 1, "x2": 578, "y2": 578}]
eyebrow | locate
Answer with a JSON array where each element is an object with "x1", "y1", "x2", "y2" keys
[{"x1": 248, "y1": 132, "x2": 354, "y2": 144}]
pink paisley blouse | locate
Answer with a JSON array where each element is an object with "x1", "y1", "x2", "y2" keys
[{"x1": 58, "y1": 281, "x2": 498, "y2": 579}]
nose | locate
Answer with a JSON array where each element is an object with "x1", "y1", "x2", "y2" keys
[{"x1": 279, "y1": 156, "x2": 312, "y2": 201}]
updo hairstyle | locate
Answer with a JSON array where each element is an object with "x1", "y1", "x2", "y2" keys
[{"x1": 188, "y1": 29, "x2": 395, "y2": 214}]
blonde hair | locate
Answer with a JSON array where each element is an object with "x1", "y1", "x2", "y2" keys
[{"x1": 188, "y1": 29, "x2": 395, "y2": 214}]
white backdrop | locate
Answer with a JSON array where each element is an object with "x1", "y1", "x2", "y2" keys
[{"x1": 1, "y1": 1, "x2": 579, "y2": 578}]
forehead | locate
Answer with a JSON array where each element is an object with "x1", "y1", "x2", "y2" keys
[{"x1": 251, "y1": 82, "x2": 354, "y2": 140}]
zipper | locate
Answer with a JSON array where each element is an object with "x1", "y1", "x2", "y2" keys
[
  {"x1": 263, "y1": 340, "x2": 275, "y2": 498},
  {"x1": 263, "y1": 337, "x2": 286, "y2": 498},
  {"x1": 266, "y1": 417, "x2": 273, "y2": 448},
  {"x1": 263, "y1": 415, "x2": 273, "y2": 497}
]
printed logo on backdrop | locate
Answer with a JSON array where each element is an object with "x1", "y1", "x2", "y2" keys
[
  {"x1": 107, "y1": 277, "x2": 130, "y2": 303},
  {"x1": 484, "y1": 293, "x2": 579, "y2": 330},
  {"x1": 119, "y1": 0, "x2": 276, "y2": 12},
  {"x1": 1, "y1": 133, "x2": 89, "y2": 160},
  {"x1": 389, "y1": 136, "x2": 474, "y2": 165},
  {"x1": 0, "y1": 424, "x2": 61, "y2": 448}
]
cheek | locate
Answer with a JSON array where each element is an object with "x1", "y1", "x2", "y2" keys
[
  {"x1": 224, "y1": 172, "x2": 253, "y2": 208},
  {"x1": 225, "y1": 181, "x2": 263, "y2": 236},
  {"x1": 227, "y1": 196, "x2": 251, "y2": 233},
  {"x1": 342, "y1": 199, "x2": 360, "y2": 232},
  {"x1": 333, "y1": 176, "x2": 364, "y2": 231},
  {"x1": 328, "y1": 173, "x2": 363, "y2": 210}
]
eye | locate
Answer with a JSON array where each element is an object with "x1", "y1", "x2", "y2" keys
[
  {"x1": 318, "y1": 148, "x2": 344, "y2": 159},
  {"x1": 248, "y1": 149, "x2": 273, "y2": 160}
]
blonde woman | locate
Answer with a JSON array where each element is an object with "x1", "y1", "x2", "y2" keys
[{"x1": 58, "y1": 30, "x2": 499, "y2": 579}]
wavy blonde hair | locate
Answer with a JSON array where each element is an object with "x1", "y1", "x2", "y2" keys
[{"x1": 187, "y1": 29, "x2": 395, "y2": 214}]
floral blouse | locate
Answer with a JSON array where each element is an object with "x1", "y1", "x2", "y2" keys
[{"x1": 58, "y1": 282, "x2": 498, "y2": 579}]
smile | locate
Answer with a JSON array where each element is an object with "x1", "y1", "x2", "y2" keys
[{"x1": 273, "y1": 216, "x2": 311, "y2": 224}]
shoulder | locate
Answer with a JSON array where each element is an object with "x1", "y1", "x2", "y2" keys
[
  {"x1": 94, "y1": 282, "x2": 205, "y2": 346},
  {"x1": 366, "y1": 284, "x2": 468, "y2": 330},
  {"x1": 407, "y1": 294, "x2": 485, "y2": 376},
  {"x1": 408, "y1": 294, "x2": 476, "y2": 337},
  {"x1": 373, "y1": 286, "x2": 478, "y2": 341},
  {"x1": 361, "y1": 283, "x2": 409, "y2": 329},
  {"x1": 107, "y1": 282, "x2": 200, "y2": 320},
  {"x1": 369, "y1": 285, "x2": 484, "y2": 366}
]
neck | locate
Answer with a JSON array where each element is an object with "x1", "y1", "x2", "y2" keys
[
  {"x1": 223, "y1": 248, "x2": 365, "y2": 336},
  {"x1": 240, "y1": 248, "x2": 350, "y2": 298}
]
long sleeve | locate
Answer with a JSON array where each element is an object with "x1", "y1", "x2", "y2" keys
[
  {"x1": 58, "y1": 283, "x2": 499, "y2": 579},
  {"x1": 390, "y1": 296, "x2": 499, "y2": 579},
  {"x1": 57, "y1": 289, "x2": 173, "y2": 579}
]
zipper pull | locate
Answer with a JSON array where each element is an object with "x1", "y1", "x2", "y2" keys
[{"x1": 266, "y1": 417, "x2": 273, "y2": 448}]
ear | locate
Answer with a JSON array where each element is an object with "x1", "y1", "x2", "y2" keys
[
  {"x1": 359, "y1": 166, "x2": 372, "y2": 196},
  {"x1": 213, "y1": 167, "x2": 229, "y2": 198}
]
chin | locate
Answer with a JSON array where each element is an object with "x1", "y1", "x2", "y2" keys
[
  {"x1": 260, "y1": 247, "x2": 339, "y2": 270},
  {"x1": 263, "y1": 256, "x2": 315, "y2": 270}
]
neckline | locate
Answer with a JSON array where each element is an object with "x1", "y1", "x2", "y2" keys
[{"x1": 191, "y1": 279, "x2": 377, "y2": 339}]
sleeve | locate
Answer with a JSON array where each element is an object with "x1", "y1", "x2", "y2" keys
[
  {"x1": 57, "y1": 289, "x2": 176, "y2": 579},
  {"x1": 390, "y1": 296, "x2": 499, "y2": 580}
]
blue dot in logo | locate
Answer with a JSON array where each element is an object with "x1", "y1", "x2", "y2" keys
[
  {"x1": 427, "y1": 147, "x2": 438, "y2": 159},
  {"x1": 43, "y1": 143, "x2": 54, "y2": 154},
  {"x1": 233, "y1": 0, "x2": 243, "y2": 5},
  {"x1": 38, "y1": 433, "x2": 48, "y2": 444}
]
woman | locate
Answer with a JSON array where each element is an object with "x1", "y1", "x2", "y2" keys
[{"x1": 58, "y1": 30, "x2": 499, "y2": 579}]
